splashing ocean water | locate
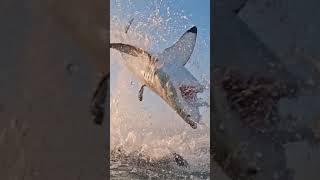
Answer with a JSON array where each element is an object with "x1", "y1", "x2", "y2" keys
[{"x1": 110, "y1": 1, "x2": 210, "y2": 179}]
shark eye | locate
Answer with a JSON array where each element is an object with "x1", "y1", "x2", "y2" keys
[{"x1": 187, "y1": 114, "x2": 191, "y2": 118}]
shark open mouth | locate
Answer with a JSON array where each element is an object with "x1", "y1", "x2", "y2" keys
[{"x1": 179, "y1": 85, "x2": 198, "y2": 103}]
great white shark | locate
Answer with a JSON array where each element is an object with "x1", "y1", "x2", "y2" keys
[{"x1": 110, "y1": 26, "x2": 209, "y2": 129}]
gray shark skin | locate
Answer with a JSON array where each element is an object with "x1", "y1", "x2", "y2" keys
[{"x1": 110, "y1": 26, "x2": 208, "y2": 129}]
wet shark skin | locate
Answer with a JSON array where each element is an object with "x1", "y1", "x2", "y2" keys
[
  {"x1": 110, "y1": 26, "x2": 205, "y2": 129},
  {"x1": 152, "y1": 66, "x2": 200, "y2": 129}
]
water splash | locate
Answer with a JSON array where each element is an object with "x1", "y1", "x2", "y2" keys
[{"x1": 110, "y1": 0, "x2": 210, "y2": 179}]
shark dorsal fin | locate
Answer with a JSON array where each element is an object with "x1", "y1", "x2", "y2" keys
[
  {"x1": 110, "y1": 43, "x2": 151, "y2": 59},
  {"x1": 160, "y1": 26, "x2": 197, "y2": 66}
]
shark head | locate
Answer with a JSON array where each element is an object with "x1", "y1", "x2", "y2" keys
[
  {"x1": 110, "y1": 26, "x2": 208, "y2": 129},
  {"x1": 156, "y1": 63, "x2": 205, "y2": 129},
  {"x1": 176, "y1": 83, "x2": 204, "y2": 129}
]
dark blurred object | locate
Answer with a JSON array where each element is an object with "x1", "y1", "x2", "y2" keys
[
  {"x1": 125, "y1": 18, "x2": 134, "y2": 34},
  {"x1": 91, "y1": 73, "x2": 109, "y2": 125},
  {"x1": 172, "y1": 152, "x2": 188, "y2": 167}
]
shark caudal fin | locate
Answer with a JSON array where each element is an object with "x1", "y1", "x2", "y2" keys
[{"x1": 159, "y1": 26, "x2": 197, "y2": 66}]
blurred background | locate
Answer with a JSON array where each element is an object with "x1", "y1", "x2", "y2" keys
[{"x1": 0, "y1": 0, "x2": 107, "y2": 179}]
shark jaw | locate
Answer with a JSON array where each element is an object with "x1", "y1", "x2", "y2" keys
[
  {"x1": 110, "y1": 26, "x2": 209, "y2": 129},
  {"x1": 156, "y1": 66, "x2": 206, "y2": 129}
]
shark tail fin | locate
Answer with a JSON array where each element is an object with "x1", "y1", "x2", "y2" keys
[{"x1": 160, "y1": 26, "x2": 197, "y2": 66}]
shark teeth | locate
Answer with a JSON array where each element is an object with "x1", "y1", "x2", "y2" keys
[{"x1": 179, "y1": 85, "x2": 199, "y2": 103}]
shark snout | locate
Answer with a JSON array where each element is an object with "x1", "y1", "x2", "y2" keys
[
  {"x1": 182, "y1": 109, "x2": 201, "y2": 129},
  {"x1": 186, "y1": 116, "x2": 197, "y2": 129}
]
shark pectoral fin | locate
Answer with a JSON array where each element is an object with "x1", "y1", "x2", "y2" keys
[
  {"x1": 138, "y1": 84, "x2": 146, "y2": 101},
  {"x1": 110, "y1": 43, "x2": 151, "y2": 59},
  {"x1": 160, "y1": 26, "x2": 197, "y2": 66}
]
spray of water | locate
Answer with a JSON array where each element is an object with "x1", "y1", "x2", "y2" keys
[{"x1": 110, "y1": 0, "x2": 210, "y2": 179}]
